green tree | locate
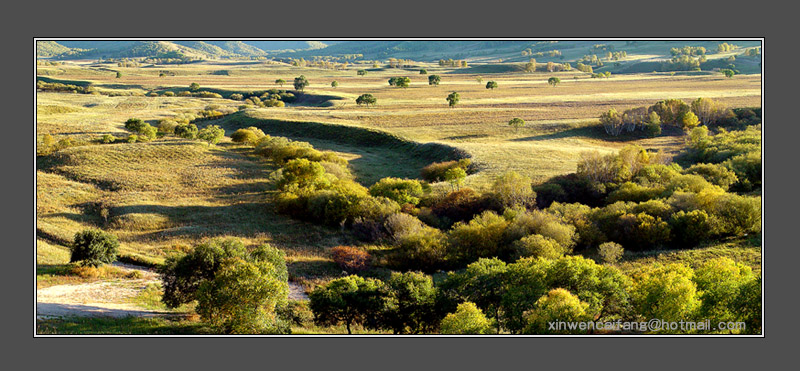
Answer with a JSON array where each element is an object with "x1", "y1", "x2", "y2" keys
[
  {"x1": 419, "y1": 69, "x2": 427, "y2": 74},
  {"x1": 115, "y1": 71, "x2": 122, "y2": 78},
  {"x1": 440, "y1": 302, "x2": 493, "y2": 334},
  {"x1": 444, "y1": 166, "x2": 466, "y2": 189},
  {"x1": 631, "y1": 263, "x2": 700, "y2": 325},
  {"x1": 159, "y1": 238, "x2": 248, "y2": 308},
  {"x1": 693, "y1": 257, "x2": 755, "y2": 327},
  {"x1": 501, "y1": 256, "x2": 631, "y2": 333},
  {"x1": 645, "y1": 111, "x2": 662, "y2": 138},
  {"x1": 197, "y1": 125, "x2": 225, "y2": 145},
  {"x1": 731, "y1": 276, "x2": 761, "y2": 334},
  {"x1": 275, "y1": 79, "x2": 285, "y2": 87},
  {"x1": 548, "y1": 77, "x2": 560, "y2": 87},
  {"x1": 381, "y1": 272, "x2": 440, "y2": 334},
  {"x1": 357, "y1": 69, "x2": 367, "y2": 76},
  {"x1": 124, "y1": 118, "x2": 147, "y2": 133},
  {"x1": 70, "y1": 229, "x2": 119, "y2": 267},
  {"x1": 446, "y1": 91, "x2": 460, "y2": 107},
  {"x1": 440, "y1": 258, "x2": 508, "y2": 333},
  {"x1": 189, "y1": 82, "x2": 200, "y2": 91},
  {"x1": 331, "y1": 81, "x2": 338, "y2": 88},
  {"x1": 486, "y1": 81, "x2": 498, "y2": 90},
  {"x1": 196, "y1": 256, "x2": 289, "y2": 334},
  {"x1": 369, "y1": 177, "x2": 425, "y2": 205},
  {"x1": 508, "y1": 117, "x2": 525, "y2": 132},
  {"x1": 428, "y1": 74, "x2": 441, "y2": 86},
  {"x1": 681, "y1": 111, "x2": 700, "y2": 131},
  {"x1": 309, "y1": 275, "x2": 386, "y2": 334},
  {"x1": 355, "y1": 93, "x2": 376, "y2": 107},
  {"x1": 390, "y1": 76, "x2": 411, "y2": 88},
  {"x1": 174, "y1": 123, "x2": 198, "y2": 139},
  {"x1": 523, "y1": 288, "x2": 591, "y2": 334},
  {"x1": 293, "y1": 75, "x2": 309, "y2": 91},
  {"x1": 720, "y1": 69, "x2": 735, "y2": 78}
]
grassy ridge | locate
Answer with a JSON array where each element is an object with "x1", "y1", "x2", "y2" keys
[{"x1": 219, "y1": 111, "x2": 471, "y2": 185}]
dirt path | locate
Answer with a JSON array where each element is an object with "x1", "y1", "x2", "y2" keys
[{"x1": 37, "y1": 262, "x2": 309, "y2": 320}]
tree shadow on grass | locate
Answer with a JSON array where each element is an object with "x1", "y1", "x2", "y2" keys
[{"x1": 510, "y1": 126, "x2": 603, "y2": 142}]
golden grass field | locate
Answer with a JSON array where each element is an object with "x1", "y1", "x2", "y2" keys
[{"x1": 36, "y1": 58, "x2": 762, "y2": 292}]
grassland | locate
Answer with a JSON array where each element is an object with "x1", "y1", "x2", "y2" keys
[{"x1": 36, "y1": 51, "x2": 761, "y2": 333}]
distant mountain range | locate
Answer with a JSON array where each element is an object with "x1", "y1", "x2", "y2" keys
[
  {"x1": 37, "y1": 40, "x2": 762, "y2": 70},
  {"x1": 39, "y1": 40, "x2": 342, "y2": 59}
]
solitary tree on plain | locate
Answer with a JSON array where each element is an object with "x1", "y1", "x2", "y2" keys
[
  {"x1": 189, "y1": 82, "x2": 200, "y2": 91},
  {"x1": 357, "y1": 69, "x2": 367, "y2": 76},
  {"x1": 331, "y1": 81, "x2": 339, "y2": 88},
  {"x1": 294, "y1": 75, "x2": 309, "y2": 92},
  {"x1": 116, "y1": 71, "x2": 122, "y2": 78},
  {"x1": 395, "y1": 76, "x2": 411, "y2": 88},
  {"x1": 356, "y1": 93, "x2": 376, "y2": 107},
  {"x1": 275, "y1": 79, "x2": 285, "y2": 87},
  {"x1": 419, "y1": 69, "x2": 427, "y2": 74},
  {"x1": 486, "y1": 81, "x2": 498, "y2": 90},
  {"x1": 428, "y1": 75, "x2": 441, "y2": 86},
  {"x1": 508, "y1": 117, "x2": 525, "y2": 132},
  {"x1": 720, "y1": 69, "x2": 735, "y2": 78},
  {"x1": 548, "y1": 77, "x2": 560, "y2": 87},
  {"x1": 446, "y1": 91, "x2": 460, "y2": 107}
]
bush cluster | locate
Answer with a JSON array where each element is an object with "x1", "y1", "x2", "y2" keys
[{"x1": 308, "y1": 255, "x2": 760, "y2": 334}]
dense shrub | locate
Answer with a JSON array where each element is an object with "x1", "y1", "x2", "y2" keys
[
  {"x1": 514, "y1": 234, "x2": 565, "y2": 260},
  {"x1": 369, "y1": 178, "x2": 425, "y2": 206},
  {"x1": 388, "y1": 225, "x2": 448, "y2": 271},
  {"x1": 683, "y1": 163, "x2": 739, "y2": 190},
  {"x1": 381, "y1": 272, "x2": 441, "y2": 334},
  {"x1": 522, "y1": 288, "x2": 591, "y2": 334},
  {"x1": 384, "y1": 213, "x2": 427, "y2": 243},
  {"x1": 174, "y1": 123, "x2": 198, "y2": 139},
  {"x1": 447, "y1": 211, "x2": 510, "y2": 263},
  {"x1": 597, "y1": 242, "x2": 624, "y2": 264},
  {"x1": 547, "y1": 202, "x2": 607, "y2": 247},
  {"x1": 100, "y1": 134, "x2": 115, "y2": 144},
  {"x1": 421, "y1": 159, "x2": 472, "y2": 182},
  {"x1": 503, "y1": 208, "x2": 577, "y2": 250},
  {"x1": 331, "y1": 246, "x2": 370, "y2": 272},
  {"x1": 430, "y1": 188, "x2": 498, "y2": 227},
  {"x1": 272, "y1": 159, "x2": 331, "y2": 191},
  {"x1": 439, "y1": 302, "x2": 493, "y2": 334},
  {"x1": 197, "y1": 125, "x2": 225, "y2": 145},
  {"x1": 669, "y1": 210, "x2": 713, "y2": 246},
  {"x1": 439, "y1": 258, "x2": 508, "y2": 332},
  {"x1": 309, "y1": 275, "x2": 386, "y2": 334},
  {"x1": 607, "y1": 182, "x2": 664, "y2": 203},
  {"x1": 534, "y1": 173, "x2": 606, "y2": 208},
  {"x1": 490, "y1": 172, "x2": 536, "y2": 209},
  {"x1": 693, "y1": 257, "x2": 755, "y2": 325},
  {"x1": 499, "y1": 256, "x2": 631, "y2": 333},
  {"x1": 70, "y1": 229, "x2": 119, "y2": 267},
  {"x1": 231, "y1": 127, "x2": 265, "y2": 144},
  {"x1": 614, "y1": 212, "x2": 671, "y2": 249},
  {"x1": 158, "y1": 119, "x2": 178, "y2": 134},
  {"x1": 631, "y1": 263, "x2": 699, "y2": 323}
]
